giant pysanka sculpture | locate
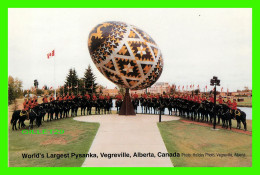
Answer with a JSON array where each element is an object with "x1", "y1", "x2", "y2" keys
[{"x1": 88, "y1": 21, "x2": 163, "y2": 90}]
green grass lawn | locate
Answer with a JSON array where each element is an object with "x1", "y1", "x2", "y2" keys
[
  {"x1": 235, "y1": 97, "x2": 252, "y2": 107},
  {"x1": 9, "y1": 116, "x2": 99, "y2": 167},
  {"x1": 180, "y1": 118, "x2": 252, "y2": 132},
  {"x1": 157, "y1": 120, "x2": 252, "y2": 167}
]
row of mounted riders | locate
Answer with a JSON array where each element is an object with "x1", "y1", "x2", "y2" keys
[
  {"x1": 129, "y1": 97, "x2": 247, "y2": 131},
  {"x1": 11, "y1": 95, "x2": 113, "y2": 130},
  {"x1": 11, "y1": 95, "x2": 247, "y2": 131}
]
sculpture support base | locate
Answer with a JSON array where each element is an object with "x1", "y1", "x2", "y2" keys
[{"x1": 119, "y1": 88, "x2": 136, "y2": 115}]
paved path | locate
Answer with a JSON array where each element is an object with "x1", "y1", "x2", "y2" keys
[{"x1": 74, "y1": 114, "x2": 179, "y2": 167}]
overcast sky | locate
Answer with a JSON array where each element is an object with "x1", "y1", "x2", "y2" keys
[{"x1": 8, "y1": 8, "x2": 252, "y2": 92}]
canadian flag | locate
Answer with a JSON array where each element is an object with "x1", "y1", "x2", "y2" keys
[
  {"x1": 190, "y1": 85, "x2": 192, "y2": 89},
  {"x1": 205, "y1": 85, "x2": 207, "y2": 91},
  {"x1": 182, "y1": 86, "x2": 184, "y2": 90},
  {"x1": 47, "y1": 50, "x2": 55, "y2": 59},
  {"x1": 197, "y1": 85, "x2": 200, "y2": 89}
]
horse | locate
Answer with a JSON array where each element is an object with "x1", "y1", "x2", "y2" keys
[
  {"x1": 116, "y1": 100, "x2": 122, "y2": 113},
  {"x1": 132, "y1": 98, "x2": 139, "y2": 113},
  {"x1": 47, "y1": 102, "x2": 55, "y2": 121},
  {"x1": 80, "y1": 98, "x2": 87, "y2": 115},
  {"x1": 139, "y1": 97, "x2": 147, "y2": 114},
  {"x1": 234, "y1": 108, "x2": 247, "y2": 130},
  {"x1": 11, "y1": 110, "x2": 27, "y2": 130}
]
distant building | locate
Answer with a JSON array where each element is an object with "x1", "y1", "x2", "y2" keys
[
  {"x1": 148, "y1": 82, "x2": 171, "y2": 94},
  {"x1": 130, "y1": 82, "x2": 171, "y2": 96},
  {"x1": 102, "y1": 88, "x2": 118, "y2": 97}
]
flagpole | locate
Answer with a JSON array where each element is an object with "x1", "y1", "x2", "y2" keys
[{"x1": 54, "y1": 49, "x2": 56, "y2": 100}]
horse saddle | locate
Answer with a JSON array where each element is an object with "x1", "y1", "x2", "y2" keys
[
  {"x1": 19, "y1": 111, "x2": 27, "y2": 117},
  {"x1": 235, "y1": 110, "x2": 241, "y2": 116}
]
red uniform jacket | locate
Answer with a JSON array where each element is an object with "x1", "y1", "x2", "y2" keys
[
  {"x1": 218, "y1": 98, "x2": 223, "y2": 104},
  {"x1": 232, "y1": 102, "x2": 237, "y2": 110},
  {"x1": 226, "y1": 100, "x2": 232, "y2": 108},
  {"x1": 23, "y1": 101, "x2": 29, "y2": 111},
  {"x1": 58, "y1": 97, "x2": 63, "y2": 101},
  {"x1": 49, "y1": 96, "x2": 54, "y2": 102},
  {"x1": 116, "y1": 95, "x2": 122, "y2": 100},
  {"x1": 92, "y1": 95, "x2": 97, "y2": 101},
  {"x1": 28, "y1": 100, "x2": 34, "y2": 108},
  {"x1": 34, "y1": 101, "x2": 38, "y2": 107},
  {"x1": 133, "y1": 94, "x2": 138, "y2": 99},
  {"x1": 209, "y1": 97, "x2": 214, "y2": 103},
  {"x1": 42, "y1": 97, "x2": 48, "y2": 103},
  {"x1": 163, "y1": 94, "x2": 169, "y2": 99},
  {"x1": 85, "y1": 94, "x2": 90, "y2": 100}
]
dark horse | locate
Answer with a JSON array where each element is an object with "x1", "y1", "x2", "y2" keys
[
  {"x1": 234, "y1": 108, "x2": 247, "y2": 130},
  {"x1": 11, "y1": 110, "x2": 27, "y2": 130},
  {"x1": 11, "y1": 106, "x2": 42, "y2": 130},
  {"x1": 116, "y1": 100, "x2": 122, "y2": 113}
]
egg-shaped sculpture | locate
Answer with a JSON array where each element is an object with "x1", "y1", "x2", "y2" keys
[{"x1": 88, "y1": 21, "x2": 163, "y2": 90}]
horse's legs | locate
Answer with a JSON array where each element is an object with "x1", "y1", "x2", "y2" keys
[{"x1": 244, "y1": 121, "x2": 247, "y2": 131}]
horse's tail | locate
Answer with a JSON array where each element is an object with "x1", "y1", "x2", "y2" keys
[{"x1": 10, "y1": 111, "x2": 16, "y2": 124}]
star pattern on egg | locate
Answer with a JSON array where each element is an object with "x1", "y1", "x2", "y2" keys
[{"x1": 88, "y1": 21, "x2": 163, "y2": 90}]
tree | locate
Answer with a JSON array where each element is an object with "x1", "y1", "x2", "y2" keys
[
  {"x1": 36, "y1": 89, "x2": 44, "y2": 96},
  {"x1": 78, "y1": 78, "x2": 85, "y2": 95},
  {"x1": 83, "y1": 65, "x2": 97, "y2": 94},
  {"x1": 8, "y1": 76, "x2": 23, "y2": 105},
  {"x1": 64, "y1": 68, "x2": 79, "y2": 95},
  {"x1": 243, "y1": 86, "x2": 249, "y2": 92},
  {"x1": 96, "y1": 85, "x2": 105, "y2": 94},
  {"x1": 117, "y1": 86, "x2": 125, "y2": 95}
]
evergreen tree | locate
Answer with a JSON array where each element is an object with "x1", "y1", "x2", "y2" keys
[
  {"x1": 78, "y1": 78, "x2": 85, "y2": 95},
  {"x1": 83, "y1": 65, "x2": 97, "y2": 94},
  {"x1": 64, "y1": 68, "x2": 79, "y2": 95}
]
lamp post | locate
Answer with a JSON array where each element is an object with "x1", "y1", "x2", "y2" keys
[{"x1": 210, "y1": 76, "x2": 220, "y2": 129}]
